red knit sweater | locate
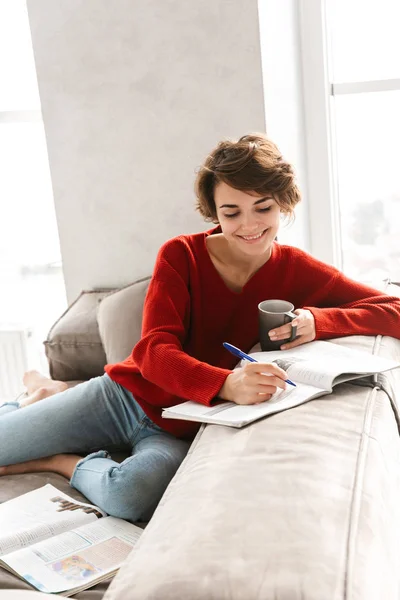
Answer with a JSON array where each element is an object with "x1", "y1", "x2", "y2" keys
[{"x1": 105, "y1": 227, "x2": 400, "y2": 439}]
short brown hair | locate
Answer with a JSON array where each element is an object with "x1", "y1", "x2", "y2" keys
[{"x1": 195, "y1": 133, "x2": 301, "y2": 222}]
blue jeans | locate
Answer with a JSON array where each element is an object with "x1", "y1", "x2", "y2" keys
[{"x1": 0, "y1": 374, "x2": 189, "y2": 522}]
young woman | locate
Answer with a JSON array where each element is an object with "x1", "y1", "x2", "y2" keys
[{"x1": 1, "y1": 133, "x2": 399, "y2": 522}]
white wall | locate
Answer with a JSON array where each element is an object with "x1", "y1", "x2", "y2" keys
[
  {"x1": 27, "y1": 0, "x2": 267, "y2": 302},
  {"x1": 258, "y1": 0, "x2": 310, "y2": 250}
]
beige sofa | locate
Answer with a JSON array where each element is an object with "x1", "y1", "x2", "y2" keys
[{"x1": 1, "y1": 279, "x2": 400, "y2": 600}]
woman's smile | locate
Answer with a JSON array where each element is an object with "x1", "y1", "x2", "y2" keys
[{"x1": 237, "y1": 228, "x2": 269, "y2": 243}]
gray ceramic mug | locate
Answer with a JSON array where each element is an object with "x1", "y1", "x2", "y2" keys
[{"x1": 258, "y1": 299, "x2": 297, "y2": 351}]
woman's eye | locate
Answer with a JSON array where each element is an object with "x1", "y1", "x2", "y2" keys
[
  {"x1": 224, "y1": 213, "x2": 239, "y2": 219},
  {"x1": 258, "y1": 206, "x2": 272, "y2": 213}
]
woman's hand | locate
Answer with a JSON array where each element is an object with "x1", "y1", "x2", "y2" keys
[
  {"x1": 268, "y1": 308, "x2": 316, "y2": 350},
  {"x1": 218, "y1": 362, "x2": 288, "y2": 405}
]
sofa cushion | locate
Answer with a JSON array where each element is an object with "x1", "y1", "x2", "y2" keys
[
  {"x1": 97, "y1": 277, "x2": 151, "y2": 364},
  {"x1": 44, "y1": 290, "x2": 113, "y2": 382}
]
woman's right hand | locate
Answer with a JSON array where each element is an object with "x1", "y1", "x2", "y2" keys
[{"x1": 218, "y1": 362, "x2": 288, "y2": 405}]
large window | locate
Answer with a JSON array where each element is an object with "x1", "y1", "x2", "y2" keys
[
  {"x1": 300, "y1": 0, "x2": 400, "y2": 282},
  {"x1": 0, "y1": 1, "x2": 67, "y2": 386}
]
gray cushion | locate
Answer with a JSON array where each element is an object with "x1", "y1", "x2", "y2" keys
[
  {"x1": 44, "y1": 290, "x2": 113, "y2": 382},
  {"x1": 97, "y1": 277, "x2": 151, "y2": 364}
]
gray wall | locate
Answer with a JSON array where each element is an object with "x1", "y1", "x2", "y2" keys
[{"x1": 27, "y1": 0, "x2": 267, "y2": 302}]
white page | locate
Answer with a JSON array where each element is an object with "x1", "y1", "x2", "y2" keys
[
  {"x1": 199, "y1": 383, "x2": 323, "y2": 425},
  {"x1": 163, "y1": 400, "x2": 235, "y2": 419},
  {"x1": 2, "y1": 516, "x2": 142, "y2": 595},
  {"x1": 163, "y1": 383, "x2": 325, "y2": 427},
  {"x1": 250, "y1": 340, "x2": 399, "y2": 391},
  {"x1": 0, "y1": 485, "x2": 106, "y2": 557}
]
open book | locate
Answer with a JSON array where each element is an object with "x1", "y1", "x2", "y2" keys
[
  {"x1": 0, "y1": 484, "x2": 142, "y2": 596},
  {"x1": 162, "y1": 340, "x2": 400, "y2": 428}
]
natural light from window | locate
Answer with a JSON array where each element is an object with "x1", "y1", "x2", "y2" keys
[
  {"x1": 326, "y1": 0, "x2": 400, "y2": 282},
  {"x1": 0, "y1": 0, "x2": 67, "y2": 394}
]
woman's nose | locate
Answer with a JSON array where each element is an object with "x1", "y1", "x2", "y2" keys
[{"x1": 239, "y1": 214, "x2": 259, "y2": 230}]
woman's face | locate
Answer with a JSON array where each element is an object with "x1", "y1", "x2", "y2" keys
[{"x1": 214, "y1": 182, "x2": 281, "y2": 257}]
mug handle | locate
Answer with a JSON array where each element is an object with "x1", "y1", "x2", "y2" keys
[{"x1": 285, "y1": 311, "x2": 297, "y2": 341}]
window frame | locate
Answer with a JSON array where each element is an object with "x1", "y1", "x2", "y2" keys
[{"x1": 299, "y1": 0, "x2": 400, "y2": 268}]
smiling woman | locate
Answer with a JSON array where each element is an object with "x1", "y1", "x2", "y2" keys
[
  {"x1": 195, "y1": 134, "x2": 301, "y2": 290},
  {"x1": 201, "y1": 184, "x2": 282, "y2": 293},
  {"x1": 1, "y1": 132, "x2": 400, "y2": 525},
  {"x1": 208, "y1": 184, "x2": 280, "y2": 263}
]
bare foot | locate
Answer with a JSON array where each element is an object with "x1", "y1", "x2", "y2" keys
[
  {"x1": 20, "y1": 370, "x2": 69, "y2": 408},
  {"x1": 23, "y1": 370, "x2": 69, "y2": 396},
  {"x1": 0, "y1": 454, "x2": 82, "y2": 479}
]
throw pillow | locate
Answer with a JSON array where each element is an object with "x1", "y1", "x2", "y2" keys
[
  {"x1": 44, "y1": 290, "x2": 113, "y2": 382},
  {"x1": 97, "y1": 276, "x2": 151, "y2": 364}
]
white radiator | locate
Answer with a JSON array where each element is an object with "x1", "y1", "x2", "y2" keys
[{"x1": 0, "y1": 328, "x2": 30, "y2": 403}]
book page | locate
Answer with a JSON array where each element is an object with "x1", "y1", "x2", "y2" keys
[
  {"x1": 195, "y1": 383, "x2": 325, "y2": 425},
  {"x1": 0, "y1": 485, "x2": 106, "y2": 557},
  {"x1": 163, "y1": 400, "x2": 235, "y2": 419},
  {"x1": 163, "y1": 383, "x2": 325, "y2": 427},
  {"x1": 250, "y1": 340, "x2": 399, "y2": 391},
  {"x1": 1, "y1": 516, "x2": 142, "y2": 595}
]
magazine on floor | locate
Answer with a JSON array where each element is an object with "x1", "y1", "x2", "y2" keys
[
  {"x1": 162, "y1": 340, "x2": 400, "y2": 428},
  {"x1": 0, "y1": 484, "x2": 142, "y2": 596}
]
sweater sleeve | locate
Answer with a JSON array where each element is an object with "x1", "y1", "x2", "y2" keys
[
  {"x1": 131, "y1": 244, "x2": 232, "y2": 405},
  {"x1": 303, "y1": 268, "x2": 400, "y2": 339}
]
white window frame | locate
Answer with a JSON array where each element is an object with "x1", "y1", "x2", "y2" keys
[{"x1": 299, "y1": 0, "x2": 400, "y2": 268}]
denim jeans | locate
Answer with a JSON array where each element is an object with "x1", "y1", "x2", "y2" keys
[{"x1": 0, "y1": 374, "x2": 189, "y2": 522}]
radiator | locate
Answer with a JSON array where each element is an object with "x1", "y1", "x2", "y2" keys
[{"x1": 0, "y1": 328, "x2": 30, "y2": 403}]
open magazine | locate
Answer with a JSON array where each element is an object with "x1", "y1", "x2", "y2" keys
[
  {"x1": 0, "y1": 484, "x2": 142, "y2": 596},
  {"x1": 162, "y1": 340, "x2": 400, "y2": 428}
]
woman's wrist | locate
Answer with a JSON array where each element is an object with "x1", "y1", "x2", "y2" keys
[{"x1": 218, "y1": 373, "x2": 234, "y2": 401}]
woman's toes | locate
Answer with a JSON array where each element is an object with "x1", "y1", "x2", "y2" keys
[
  {"x1": 53, "y1": 381, "x2": 69, "y2": 394},
  {"x1": 22, "y1": 370, "x2": 46, "y2": 389}
]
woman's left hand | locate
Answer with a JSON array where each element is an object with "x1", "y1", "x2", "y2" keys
[{"x1": 268, "y1": 309, "x2": 316, "y2": 350}]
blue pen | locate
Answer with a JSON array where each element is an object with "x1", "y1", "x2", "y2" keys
[{"x1": 223, "y1": 342, "x2": 296, "y2": 387}]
